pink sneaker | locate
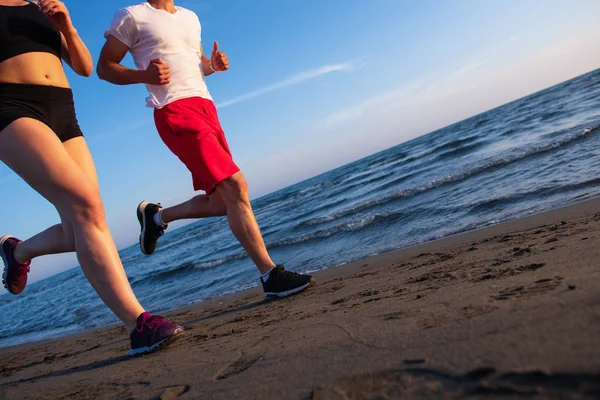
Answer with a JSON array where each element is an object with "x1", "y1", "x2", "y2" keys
[
  {"x1": 129, "y1": 312, "x2": 184, "y2": 356},
  {"x1": 1, "y1": 235, "x2": 30, "y2": 295}
]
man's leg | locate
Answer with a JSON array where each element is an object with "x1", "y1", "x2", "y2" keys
[
  {"x1": 213, "y1": 172, "x2": 315, "y2": 297},
  {"x1": 137, "y1": 193, "x2": 227, "y2": 255},
  {"x1": 147, "y1": 97, "x2": 314, "y2": 296},
  {"x1": 143, "y1": 172, "x2": 274, "y2": 274},
  {"x1": 162, "y1": 191, "x2": 227, "y2": 222},
  {"x1": 214, "y1": 172, "x2": 274, "y2": 275},
  {"x1": 136, "y1": 172, "x2": 315, "y2": 299},
  {"x1": 147, "y1": 171, "x2": 315, "y2": 298}
]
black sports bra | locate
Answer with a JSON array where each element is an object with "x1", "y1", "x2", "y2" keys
[{"x1": 0, "y1": 3, "x2": 61, "y2": 64}]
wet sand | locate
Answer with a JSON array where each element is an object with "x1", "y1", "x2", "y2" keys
[{"x1": 1, "y1": 198, "x2": 600, "y2": 399}]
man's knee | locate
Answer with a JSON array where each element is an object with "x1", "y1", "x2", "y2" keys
[
  {"x1": 216, "y1": 172, "x2": 249, "y2": 204},
  {"x1": 208, "y1": 193, "x2": 227, "y2": 216}
]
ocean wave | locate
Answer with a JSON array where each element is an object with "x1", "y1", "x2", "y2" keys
[
  {"x1": 539, "y1": 109, "x2": 567, "y2": 122},
  {"x1": 373, "y1": 170, "x2": 422, "y2": 191},
  {"x1": 336, "y1": 170, "x2": 386, "y2": 191},
  {"x1": 286, "y1": 198, "x2": 347, "y2": 225},
  {"x1": 430, "y1": 135, "x2": 479, "y2": 154},
  {"x1": 297, "y1": 126, "x2": 598, "y2": 230},
  {"x1": 310, "y1": 167, "x2": 411, "y2": 206},
  {"x1": 583, "y1": 125, "x2": 600, "y2": 136},
  {"x1": 500, "y1": 128, "x2": 517, "y2": 137},
  {"x1": 472, "y1": 118, "x2": 491, "y2": 129},
  {"x1": 469, "y1": 176, "x2": 600, "y2": 213},
  {"x1": 267, "y1": 212, "x2": 406, "y2": 249},
  {"x1": 402, "y1": 148, "x2": 437, "y2": 164},
  {"x1": 367, "y1": 151, "x2": 408, "y2": 168},
  {"x1": 436, "y1": 141, "x2": 487, "y2": 160},
  {"x1": 155, "y1": 221, "x2": 228, "y2": 254},
  {"x1": 129, "y1": 252, "x2": 249, "y2": 287},
  {"x1": 339, "y1": 167, "x2": 421, "y2": 195}
]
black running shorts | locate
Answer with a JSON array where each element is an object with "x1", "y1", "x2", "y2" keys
[{"x1": 0, "y1": 83, "x2": 84, "y2": 142}]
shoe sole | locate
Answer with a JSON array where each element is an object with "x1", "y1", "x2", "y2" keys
[
  {"x1": 264, "y1": 277, "x2": 316, "y2": 299},
  {"x1": 1, "y1": 234, "x2": 14, "y2": 293},
  {"x1": 137, "y1": 201, "x2": 151, "y2": 255},
  {"x1": 128, "y1": 329, "x2": 184, "y2": 356}
]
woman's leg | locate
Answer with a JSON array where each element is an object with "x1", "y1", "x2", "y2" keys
[
  {"x1": 13, "y1": 137, "x2": 99, "y2": 262},
  {"x1": 0, "y1": 119, "x2": 143, "y2": 330}
]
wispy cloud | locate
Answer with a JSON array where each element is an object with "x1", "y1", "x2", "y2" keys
[
  {"x1": 502, "y1": 34, "x2": 521, "y2": 46},
  {"x1": 315, "y1": 26, "x2": 600, "y2": 141},
  {"x1": 216, "y1": 59, "x2": 364, "y2": 108},
  {"x1": 452, "y1": 60, "x2": 486, "y2": 76},
  {"x1": 314, "y1": 81, "x2": 423, "y2": 131},
  {"x1": 451, "y1": 34, "x2": 521, "y2": 77},
  {"x1": 87, "y1": 119, "x2": 153, "y2": 143}
]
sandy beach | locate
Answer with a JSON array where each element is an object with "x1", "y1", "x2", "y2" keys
[{"x1": 1, "y1": 198, "x2": 599, "y2": 399}]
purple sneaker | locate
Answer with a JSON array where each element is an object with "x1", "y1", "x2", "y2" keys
[
  {"x1": 129, "y1": 312, "x2": 184, "y2": 356},
  {"x1": 1, "y1": 235, "x2": 30, "y2": 295}
]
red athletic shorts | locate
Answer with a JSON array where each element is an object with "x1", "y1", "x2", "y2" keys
[{"x1": 154, "y1": 97, "x2": 240, "y2": 194}]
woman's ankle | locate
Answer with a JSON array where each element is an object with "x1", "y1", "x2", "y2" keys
[{"x1": 13, "y1": 242, "x2": 30, "y2": 265}]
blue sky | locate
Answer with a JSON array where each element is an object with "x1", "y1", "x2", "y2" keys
[{"x1": 1, "y1": 0, "x2": 599, "y2": 287}]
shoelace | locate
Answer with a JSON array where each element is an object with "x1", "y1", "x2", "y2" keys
[
  {"x1": 16, "y1": 264, "x2": 31, "y2": 279},
  {"x1": 273, "y1": 266, "x2": 301, "y2": 281},
  {"x1": 148, "y1": 316, "x2": 166, "y2": 330},
  {"x1": 138, "y1": 314, "x2": 167, "y2": 331}
]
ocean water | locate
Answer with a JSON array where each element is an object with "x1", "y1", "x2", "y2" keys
[{"x1": 1, "y1": 69, "x2": 600, "y2": 348}]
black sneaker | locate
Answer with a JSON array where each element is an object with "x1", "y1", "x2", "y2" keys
[
  {"x1": 261, "y1": 265, "x2": 316, "y2": 299},
  {"x1": 137, "y1": 201, "x2": 167, "y2": 255}
]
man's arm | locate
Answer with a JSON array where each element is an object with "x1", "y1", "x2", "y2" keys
[
  {"x1": 200, "y1": 41, "x2": 229, "y2": 76},
  {"x1": 97, "y1": 36, "x2": 171, "y2": 85},
  {"x1": 200, "y1": 43, "x2": 214, "y2": 77}
]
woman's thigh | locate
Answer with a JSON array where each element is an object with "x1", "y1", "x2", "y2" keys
[{"x1": 0, "y1": 118, "x2": 101, "y2": 219}]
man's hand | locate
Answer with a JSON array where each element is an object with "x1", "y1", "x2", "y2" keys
[
  {"x1": 210, "y1": 41, "x2": 229, "y2": 72},
  {"x1": 38, "y1": 0, "x2": 75, "y2": 34},
  {"x1": 144, "y1": 58, "x2": 171, "y2": 85}
]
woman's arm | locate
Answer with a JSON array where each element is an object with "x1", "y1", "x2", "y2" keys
[
  {"x1": 38, "y1": 0, "x2": 93, "y2": 76},
  {"x1": 60, "y1": 30, "x2": 93, "y2": 77}
]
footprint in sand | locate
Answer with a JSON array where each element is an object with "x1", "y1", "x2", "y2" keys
[
  {"x1": 490, "y1": 277, "x2": 563, "y2": 301},
  {"x1": 311, "y1": 367, "x2": 600, "y2": 399},
  {"x1": 213, "y1": 343, "x2": 267, "y2": 381},
  {"x1": 157, "y1": 385, "x2": 190, "y2": 400}
]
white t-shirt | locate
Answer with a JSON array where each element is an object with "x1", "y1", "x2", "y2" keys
[{"x1": 104, "y1": 2, "x2": 212, "y2": 108}]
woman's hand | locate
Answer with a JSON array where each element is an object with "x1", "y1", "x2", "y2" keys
[{"x1": 38, "y1": 0, "x2": 75, "y2": 34}]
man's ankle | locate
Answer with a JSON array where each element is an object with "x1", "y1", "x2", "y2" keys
[
  {"x1": 153, "y1": 209, "x2": 167, "y2": 227},
  {"x1": 260, "y1": 264, "x2": 277, "y2": 281}
]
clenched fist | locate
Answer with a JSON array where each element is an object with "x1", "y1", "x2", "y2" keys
[{"x1": 144, "y1": 58, "x2": 171, "y2": 85}]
